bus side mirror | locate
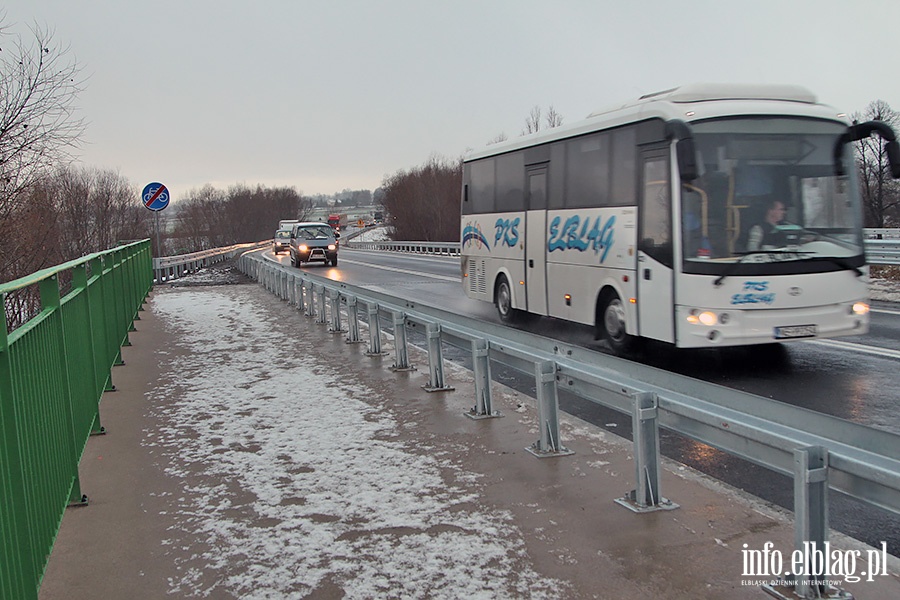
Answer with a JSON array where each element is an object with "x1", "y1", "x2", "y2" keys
[
  {"x1": 837, "y1": 120, "x2": 900, "y2": 179},
  {"x1": 886, "y1": 140, "x2": 900, "y2": 179},
  {"x1": 676, "y1": 138, "x2": 698, "y2": 183},
  {"x1": 666, "y1": 119, "x2": 698, "y2": 183}
]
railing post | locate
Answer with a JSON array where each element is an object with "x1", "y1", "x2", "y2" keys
[
  {"x1": 389, "y1": 311, "x2": 414, "y2": 371},
  {"x1": 526, "y1": 361, "x2": 573, "y2": 458},
  {"x1": 788, "y1": 446, "x2": 832, "y2": 599},
  {"x1": 345, "y1": 296, "x2": 364, "y2": 344},
  {"x1": 423, "y1": 323, "x2": 454, "y2": 393},
  {"x1": 315, "y1": 285, "x2": 327, "y2": 324},
  {"x1": 0, "y1": 292, "x2": 36, "y2": 599},
  {"x1": 38, "y1": 276, "x2": 88, "y2": 506},
  {"x1": 295, "y1": 278, "x2": 305, "y2": 312},
  {"x1": 328, "y1": 289, "x2": 344, "y2": 333},
  {"x1": 304, "y1": 280, "x2": 315, "y2": 317},
  {"x1": 616, "y1": 392, "x2": 677, "y2": 512},
  {"x1": 366, "y1": 303, "x2": 386, "y2": 356},
  {"x1": 466, "y1": 338, "x2": 500, "y2": 419}
]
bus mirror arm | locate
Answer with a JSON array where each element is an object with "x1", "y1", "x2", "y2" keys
[
  {"x1": 835, "y1": 120, "x2": 900, "y2": 179},
  {"x1": 665, "y1": 119, "x2": 698, "y2": 182}
]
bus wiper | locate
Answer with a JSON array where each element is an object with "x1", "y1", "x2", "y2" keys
[
  {"x1": 713, "y1": 250, "x2": 813, "y2": 287},
  {"x1": 802, "y1": 255, "x2": 863, "y2": 277}
]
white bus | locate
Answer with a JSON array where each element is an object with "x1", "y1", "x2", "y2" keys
[{"x1": 460, "y1": 83, "x2": 900, "y2": 353}]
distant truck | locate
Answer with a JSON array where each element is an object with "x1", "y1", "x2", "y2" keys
[
  {"x1": 373, "y1": 211, "x2": 384, "y2": 223},
  {"x1": 327, "y1": 214, "x2": 346, "y2": 231}
]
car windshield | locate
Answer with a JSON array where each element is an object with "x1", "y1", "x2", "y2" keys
[
  {"x1": 680, "y1": 117, "x2": 863, "y2": 273},
  {"x1": 275, "y1": 230, "x2": 291, "y2": 239},
  {"x1": 297, "y1": 227, "x2": 333, "y2": 240}
]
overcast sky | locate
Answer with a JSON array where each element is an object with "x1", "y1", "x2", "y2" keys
[{"x1": 5, "y1": 1, "x2": 900, "y2": 200}]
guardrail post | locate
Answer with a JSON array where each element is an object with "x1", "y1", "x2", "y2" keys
[
  {"x1": 303, "y1": 281, "x2": 315, "y2": 317},
  {"x1": 389, "y1": 311, "x2": 414, "y2": 371},
  {"x1": 779, "y1": 446, "x2": 833, "y2": 599},
  {"x1": 466, "y1": 338, "x2": 501, "y2": 418},
  {"x1": 366, "y1": 303, "x2": 386, "y2": 356},
  {"x1": 295, "y1": 278, "x2": 305, "y2": 312},
  {"x1": 423, "y1": 323, "x2": 454, "y2": 393},
  {"x1": 616, "y1": 392, "x2": 678, "y2": 513},
  {"x1": 345, "y1": 296, "x2": 364, "y2": 344},
  {"x1": 315, "y1": 285, "x2": 327, "y2": 324},
  {"x1": 328, "y1": 289, "x2": 344, "y2": 333},
  {"x1": 526, "y1": 361, "x2": 573, "y2": 458}
]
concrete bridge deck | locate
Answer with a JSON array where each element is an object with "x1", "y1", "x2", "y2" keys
[{"x1": 37, "y1": 275, "x2": 900, "y2": 599}]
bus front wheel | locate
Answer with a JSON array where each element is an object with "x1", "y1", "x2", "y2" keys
[
  {"x1": 599, "y1": 294, "x2": 637, "y2": 354},
  {"x1": 495, "y1": 275, "x2": 524, "y2": 324}
]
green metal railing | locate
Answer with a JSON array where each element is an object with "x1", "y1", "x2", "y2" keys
[{"x1": 0, "y1": 240, "x2": 152, "y2": 600}]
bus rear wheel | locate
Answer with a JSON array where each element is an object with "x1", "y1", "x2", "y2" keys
[
  {"x1": 599, "y1": 294, "x2": 637, "y2": 354},
  {"x1": 495, "y1": 275, "x2": 524, "y2": 324}
]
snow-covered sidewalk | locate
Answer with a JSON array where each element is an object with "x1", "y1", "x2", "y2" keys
[{"x1": 39, "y1": 280, "x2": 900, "y2": 599}]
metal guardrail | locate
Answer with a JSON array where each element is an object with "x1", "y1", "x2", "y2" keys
[
  {"x1": 346, "y1": 231, "x2": 899, "y2": 265},
  {"x1": 343, "y1": 239, "x2": 461, "y2": 256},
  {"x1": 865, "y1": 228, "x2": 900, "y2": 239},
  {"x1": 152, "y1": 241, "x2": 269, "y2": 283},
  {"x1": 0, "y1": 240, "x2": 152, "y2": 600},
  {"x1": 240, "y1": 252, "x2": 900, "y2": 597},
  {"x1": 864, "y1": 229, "x2": 900, "y2": 265},
  {"x1": 867, "y1": 240, "x2": 900, "y2": 265}
]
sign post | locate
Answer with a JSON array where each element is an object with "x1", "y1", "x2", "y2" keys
[{"x1": 142, "y1": 182, "x2": 169, "y2": 256}]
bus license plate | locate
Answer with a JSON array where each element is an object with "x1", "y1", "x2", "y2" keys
[{"x1": 775, "y1": 325, "x2": 816, "y2": 339}]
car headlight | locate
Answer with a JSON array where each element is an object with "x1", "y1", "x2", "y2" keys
[
  {"x1": 298, "y1": 244, "x2": 309, "y2": 252},
  {"x1": 328, "y1": 244, "x2": 336, "y2": 251}
]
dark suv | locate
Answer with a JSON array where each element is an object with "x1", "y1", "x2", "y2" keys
[{"x1": 289, "y1": 222, "x2": 339, "y2": 267}]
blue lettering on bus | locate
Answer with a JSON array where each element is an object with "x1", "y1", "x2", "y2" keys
[
  {"x1": 730, "y1": 281, "x2": 774, "y2": 304},
  {"x1": 494, "y1": 217, "x2": 520, "y2": 247},
  {"x1": 462, "y1": 223, "x2": 491, "y2": 251},
  {"x1": 731, "y1": 293, "x2": 775, "y2": 305},
  {"x1": 547, "y1": 214, "x2": 616, "y2": 262},
  {"x1": 742, "y1": 281, "x2": 769, "y2": 292}
]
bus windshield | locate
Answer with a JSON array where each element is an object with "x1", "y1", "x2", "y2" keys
[{"x1": 681, "y1": 117, "x2": 863, "y2": 273}]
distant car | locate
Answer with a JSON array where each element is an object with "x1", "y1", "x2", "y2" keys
[
  {"x1": 289, "y1": 222, "x2": 338, "y2": 267},
  {"x1": 273, "y1": 228, "x2": 291, "y2": 254}
]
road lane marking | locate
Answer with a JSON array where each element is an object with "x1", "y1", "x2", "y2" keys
[
  {"x1": 340, "y1": 258, "x2": 459, "y2": 282},
  {"x1": 806, "y1": 338, "x2": 900, "y2": 360}
]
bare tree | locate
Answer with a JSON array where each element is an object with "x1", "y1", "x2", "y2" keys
[
  {"x1": 0, "y1": 19, "x2": 85, "y2": 223},
  {"x1": 521, "y1": 105, "x2": 563, "y2": 136},
  {"x1": 380, "y1": 155, "x2": 461, "y2": 242},
  {"x1": 522, "y1": 105, "x2": 542, "y2": 135},
  {"x1": 172, "y1": 183, "x2": 312, "y2": 251},
  {"x1": 854, "y1": 100, "x2": 900, "y2": 227},
  {"x1": 487, "y1": 132, "x2": 508, "y2": 145},
  {"x1": 546, "y1": 105, "x2": 564, "y2": 128}
]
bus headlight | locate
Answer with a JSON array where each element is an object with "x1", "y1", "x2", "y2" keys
[
  {"x1": 851, "y1": 302, "x2": 869, "y2": 316},
  {"x1": 698, "y1": 311, "x2": 717, "y2": 326},
  {"x1": 686, "y1": 309, "x2": 718, "y2": 326}
]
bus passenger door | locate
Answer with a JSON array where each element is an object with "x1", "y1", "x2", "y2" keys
[
  {"x1": 637, "y1": 150, "x2": 675, "y2": 343},
  {"x1": 525, "y1": 166, "x2": 548, "y2": 315}
]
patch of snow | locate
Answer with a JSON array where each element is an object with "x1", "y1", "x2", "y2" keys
[
  {"x1": 350, "y1": 226, "x2": 391, "y2": 243},
  {"x1": 147, "y1": 289, "x2": 566, "y2": 599},
  {"x1": 870, "y1": 277, "x2": 900, "y2": 304}
]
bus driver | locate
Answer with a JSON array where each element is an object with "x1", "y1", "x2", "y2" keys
[{"x1": 746, "y1": 199, "x2": 788, "y2": 251}]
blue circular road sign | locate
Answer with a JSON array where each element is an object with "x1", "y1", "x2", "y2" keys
[{"x1": 142, "y1": 182, "x2": 170, "y2": 211}]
